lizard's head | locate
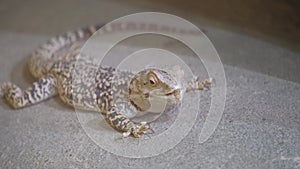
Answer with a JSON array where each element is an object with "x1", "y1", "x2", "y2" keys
[{"x1": 129, "y1": 68, "x2": 183, "y2": 112}]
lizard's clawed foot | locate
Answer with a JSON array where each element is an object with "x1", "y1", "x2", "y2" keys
[
  {"x1": 186, "y1": 77, "x2": 214, "y2": 92},
  {"x1": 1, "y1": 82, "x2": 12, "y2": 97},
  {"x1": 123, "y1": 121, "x2": 152, "y2": 138},
  {"x1": 202, "y1": 78, "x2": 214, "y2": 89}
]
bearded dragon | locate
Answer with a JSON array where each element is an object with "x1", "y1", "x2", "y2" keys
[{"x1": 0, "y1": 24, "x2": 212, "y2": 137}]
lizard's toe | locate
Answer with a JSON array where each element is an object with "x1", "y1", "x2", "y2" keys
[{"x1": 123, "y1": 121, "x2": 151, "y2": 138}]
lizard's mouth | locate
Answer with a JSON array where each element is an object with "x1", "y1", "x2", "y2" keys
[
  {"x1": 166, "y1": 88, "x2": 182, "y2": 104},
  {"x1": 150, "y1": 88, "x2": 182, "y2": 104},
  {"x1": 165, "y1": 90, "x2": 178, "y2": 96},
  {"x1": 129, "y1": 88, "x2": 183, "y2": 113}
]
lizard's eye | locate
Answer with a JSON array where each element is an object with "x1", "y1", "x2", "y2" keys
[{"x1": 149, "y1": 76, "x2": 156, "y2": 86}]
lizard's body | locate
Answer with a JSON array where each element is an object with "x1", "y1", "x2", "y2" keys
[{"x1": 1, "y1": 24, "x2": 212, "y2": 137}]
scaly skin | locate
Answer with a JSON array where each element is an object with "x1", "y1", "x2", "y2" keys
[{"x1": 0, "y1": 24, "x2": 212, "y2": 137}]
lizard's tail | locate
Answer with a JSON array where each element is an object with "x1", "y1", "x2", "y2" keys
[{"x1": 27, "y1": 24, "x2": 105, "y2": 78}]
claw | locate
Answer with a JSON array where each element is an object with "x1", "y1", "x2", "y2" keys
[
  {"x1": 123, "y1": 121, "x2": 152, "y2": 138},
  {"x1": 140, "y1": 121, "x2": 147, "y2": 125},
  {"x1": 122, "y1": 131, "x2": 131, "y2": 138}
]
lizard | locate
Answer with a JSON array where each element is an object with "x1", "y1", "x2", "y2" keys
[{"x1": 0, "y1": 23, "x2": 212, "y2": 138}]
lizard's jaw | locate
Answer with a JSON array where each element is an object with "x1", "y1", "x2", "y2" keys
[
  {"x1": 150, "y1": 87, "x2": 183, "y2": 105},
  {"x1": 143, "y1": 88, "x2": 182, "y2": 113},
  {"x1": 129, "y1": 87, "x2": 183, "y2": 113}
]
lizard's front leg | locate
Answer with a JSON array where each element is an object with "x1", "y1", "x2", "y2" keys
[
  {"x1": 185, "y1": 78, "x2": 213, "y2": 92},
  {"x1": 105, "y1": 106, "x2": 150, "y2": 138},
  {"x1": 1, "y1": 75, "x2": 57, "y2": 109}
]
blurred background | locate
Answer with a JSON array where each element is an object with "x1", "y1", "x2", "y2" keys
[{"x1": 0, "y1": 0, "x2": 299, "y2": 83}]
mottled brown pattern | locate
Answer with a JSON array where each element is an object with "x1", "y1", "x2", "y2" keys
[{"x1": 1, "y1": 23, "x2": 212, "y2": 137}]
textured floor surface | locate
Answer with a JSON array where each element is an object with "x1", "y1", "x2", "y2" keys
[
  {"x1": 0, "y1": 30, "x2": 299, "y2": 169},
  {"x1": 0, "y1": 0, "x2": 300, "y2": 169}
]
